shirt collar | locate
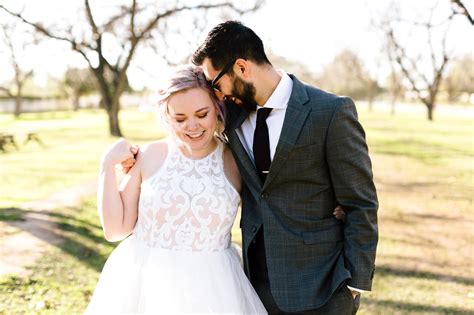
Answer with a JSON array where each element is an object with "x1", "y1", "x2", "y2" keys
[{"x1": 256, "y1": 70, "x2": 293, "y2": 111}]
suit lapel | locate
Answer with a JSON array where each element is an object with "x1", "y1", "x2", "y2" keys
[
  {"x1": 225, "y1": 104, "x2": 262, "y2": 190},
  {"x1": 263, "y1": 75, "x2": 310, "y2": 190}
]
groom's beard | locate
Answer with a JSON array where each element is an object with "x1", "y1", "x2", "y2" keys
[{"x1": 229, "y1": 77, "x2": 258, "y2": 113}]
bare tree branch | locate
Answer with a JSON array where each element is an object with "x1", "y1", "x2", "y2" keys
[
  {"x1": 374, "y1": 1, "x2": 458, "y2": 120},
  {"x1": 85, "y1": 0, "x2": 99, "y2": 37},
  {"x1": 103, "y1": 7, "x2": 132, "y2": 32},
  {"x1": 387, "y1": 29, "x2": 426, "y2": 104},
  {"x1": 0, "y1": 5, "x2": 79, "y2": 47},
  {"x1": 451, "y1": 0, "x2": 474, "y2": 24},
  {"x1": 0, "y1": 1, "x2": 263, "y2": 133},
  {"x1": 130, "y1": 0, "x2": 137, "y2": 39},
  {"x1": 0, "y1": 86, "x2": 13, "y2": 97},
  {"x1": 0, "y1": 19, "x2": 35, "y2": 116}
]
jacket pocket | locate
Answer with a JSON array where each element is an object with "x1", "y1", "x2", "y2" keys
[{"x1": 301, "y1": 217, "x2": 343, "y2": 244}]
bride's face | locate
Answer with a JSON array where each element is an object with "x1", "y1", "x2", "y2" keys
[{"x1": 167, "y1": 87, "x2": 218, "y2": 157}]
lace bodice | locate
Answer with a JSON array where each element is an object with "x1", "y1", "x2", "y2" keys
[{"x1": 134, "y1": 141, "x2": 240, "y2": 252}]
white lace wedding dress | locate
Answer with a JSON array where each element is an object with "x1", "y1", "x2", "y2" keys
[{"x1": 85, "y1": 141, "x2": 267, "y2": 314}]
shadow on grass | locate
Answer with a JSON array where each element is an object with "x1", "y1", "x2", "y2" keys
[
  {"x1": 56, "y1": 230, "x2": 113, "y2": 272},
  {"x1": 41, "y1": 208, "x2": 102, "y2": 230},
  {"x1": 376, "y1": 179, "x2": 440, "y2": 190},
  {"x1": 381, "y1": 210, "x2": 473, "y2": 227},
  {"x1": 0, "y1": 207, "x2": 26, "y2": 221},
  {"x1": 1, "y1": 207, "x2": 101, "y2": 229},
  {"x1": 410, "y1": 212, "x2": 473, "y2": 222},
  {"x1": 377, "y1": 265, "x2": 474, "y2": 286},
  {"x1": 1, "y1": 206, "x2": 114, "y2": 272},
  {"x1": 383, "y1": 234, "x2": 437, "y2": 248},
  {"x1": 363, "y1": 298, "x2": 472, "y2": 314}
]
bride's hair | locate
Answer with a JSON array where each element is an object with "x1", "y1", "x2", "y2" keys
[{"x1": 156, "y1": 65, "x2": 226, "y2": 140}]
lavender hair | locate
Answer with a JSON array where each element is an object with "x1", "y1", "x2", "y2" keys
[{"x1": 156, "y1": 65, "x2": 226, "y2": 139}]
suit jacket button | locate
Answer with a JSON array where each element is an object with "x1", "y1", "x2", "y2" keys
[{"x1": 261, "y1": 192, "x2": 268, "y2": 199}]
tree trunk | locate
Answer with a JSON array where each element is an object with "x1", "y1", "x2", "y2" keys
[
  {"x1": 106, "y1": 99, "x2": 122, "y2": 137},
  {"x1": 426, "y1": 103, "x2": 434, "y2": 121},
  {"x1": 73, "y1": 92, "x2": 80, "y2": 111},
  {"x1": 14, "y1": 94, "x2": 21, "y2": 117},
  {"x1": 96, "y1": 78, "x2": 122, "y2": 137},
  {"x1": 390, "y1": 95, "x2": 397, "y2": 115},
  {"x1": 368, "y1": 95, "x2": 374, "y2": 112}
]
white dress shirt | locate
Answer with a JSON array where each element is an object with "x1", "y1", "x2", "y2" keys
[{"x1": 237, "y1": 70, "x2": 292, "y2": 163}]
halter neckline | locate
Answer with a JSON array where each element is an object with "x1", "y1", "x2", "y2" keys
[{"x1": 173, "y1": 139, "x2": 221, "y2": 161}]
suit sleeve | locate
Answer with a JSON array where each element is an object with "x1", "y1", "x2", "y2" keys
[{"x1": 325, "y1": 97, "x2": 378, "y2": 290}]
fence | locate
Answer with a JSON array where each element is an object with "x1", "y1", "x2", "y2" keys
[{"x1": 0, "y1": 93, "x2": 155, "y2": 114}]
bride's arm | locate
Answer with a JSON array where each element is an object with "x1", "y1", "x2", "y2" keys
[{"x1": 98, "y1": 138, "x2": 141, "y2": 242}]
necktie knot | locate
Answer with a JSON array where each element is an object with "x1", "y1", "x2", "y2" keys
[{"x1": 256, "y1": 107, "x2": 272, "y2": 124}]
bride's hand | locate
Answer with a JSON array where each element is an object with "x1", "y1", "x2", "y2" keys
[
  {"x1": 120, "y1": 146, "x2": 139, "y2": 174},
  {"x1": 102, "y1": 138, "x2": 138, "y2": 170}
]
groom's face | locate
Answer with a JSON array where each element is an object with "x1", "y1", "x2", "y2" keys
[
  {"x1": 202, "y1": 58, "x2": 258, "y2": 112},
  {"x1": 229, "y1": 76, "x2": 258, "y2": 112}
]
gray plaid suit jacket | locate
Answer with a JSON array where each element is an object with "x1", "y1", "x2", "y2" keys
[{"x1": 224, "y1": 74, "x2": 378, "y2": 313}]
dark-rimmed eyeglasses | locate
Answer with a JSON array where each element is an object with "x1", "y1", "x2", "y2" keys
[{"x1": 209, "y1": 59, "x2": 236, "y2": 92}]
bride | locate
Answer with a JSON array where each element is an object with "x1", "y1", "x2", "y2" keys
[{"x1": 85, "y1": 65, "x2": 267, "y2": 314}]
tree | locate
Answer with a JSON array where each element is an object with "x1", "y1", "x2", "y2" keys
[
  {"x1": 443, "y1": 54, "x2": 474, "y2": 103},
  {"x1": 385, "y1": 70, "x2": 405, "y2": 115},
  {"x1": 315, "y1": 49, "x2": 382, "y2": 107},
  {"x1": 365, "y1": 77, "x2": 383, "y2": 112},
  {"x1": 63, "y1": 68, "x2": 98, "y2": 111},
  {"x1": 0, "y1": 1, "x2": 262, "y2": 136},
  {"x1": 375, "y1": 2, "x2": 469, "y2": 120},
  {"x1": 450, "y1": 0, "x2": 473, "y2": 25},
  {"x1": 266, "y1": 50, "x2": 318, "y2": 85},
  {"x1": 0, "y1": 19, "x2": 34, "y2": 117}
]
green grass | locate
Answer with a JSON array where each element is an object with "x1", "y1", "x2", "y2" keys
[
  {"x1": 0, "y1": 198, "x2": 115, "y2": 313},
  {"x1": 0, "y1": 208, "x2": 25, "y2": 221},
  {"x1": 1, "y1": 104, "x2": 473, "y2": 314},
  {"x1": 355, "y1": 105, "x2": 474, "y2": 314},
  {"x1": 0, "y1": 109, "x2": 165, "y2": 208},
  {"x1": 361, "y1": 109, "x2": 473, "y2": 165}
]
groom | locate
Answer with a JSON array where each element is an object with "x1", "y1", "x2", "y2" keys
[{"x1": 192, "y1": 21, "x2": 378, "y2": 314}]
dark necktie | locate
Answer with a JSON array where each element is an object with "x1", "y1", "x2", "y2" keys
[{"x1": 253, "y1": 107, "x2": 273, "y2": 182}]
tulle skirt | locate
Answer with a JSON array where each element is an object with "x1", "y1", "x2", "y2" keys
[{"x1": 85, "y1": 236, "x2": 267, "y2": 314}]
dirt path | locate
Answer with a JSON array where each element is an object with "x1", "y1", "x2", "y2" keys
[{"x1": 0, "y1": 179, "x2": 97, "y2": 277}]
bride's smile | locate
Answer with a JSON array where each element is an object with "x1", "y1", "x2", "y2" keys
[{"x1": 167, "y1": 88, "x2": 219, "y2": 159}]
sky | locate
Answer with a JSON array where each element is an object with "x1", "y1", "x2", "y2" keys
[{"x1": 0, "y1": 0, "x2": 472, "y2": 90}]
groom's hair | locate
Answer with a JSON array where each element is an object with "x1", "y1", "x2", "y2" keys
[{"x1": 192, "y1": 20, "x2": 271, "y2": 71}]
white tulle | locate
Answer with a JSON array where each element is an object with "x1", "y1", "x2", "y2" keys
[{"x1": 86, "y1": 141, "x2": 267, "y2": 314}]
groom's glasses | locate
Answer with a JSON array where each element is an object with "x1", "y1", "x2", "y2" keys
[{"x1": 209, "y1": 59, "x2": 236, "y2": 92}]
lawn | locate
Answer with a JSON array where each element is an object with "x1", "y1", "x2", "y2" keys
[
  {"x1": 0, "y1": 104, "x2": 473, "y2": 314},
  {"x1": 359, "y1": 105, "x2": 473, "y2": 314},
  {"x1": 0, "y1": 109, "x2": 165, "y2": 208},
  {"x1": 0, "y1": 198, "x2": 112, "y2": 313}
]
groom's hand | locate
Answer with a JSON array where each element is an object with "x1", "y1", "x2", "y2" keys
[
  {"x1": 349, "y1": 289, "x2": 360, "y2": 299},
  {"x1": 333, "y1": 206, "x2": 345, "y2": 221}
]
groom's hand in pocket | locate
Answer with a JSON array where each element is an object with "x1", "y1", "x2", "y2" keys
[{"x1": 333, "y1": 205, "x2": 345, "y2": 221}]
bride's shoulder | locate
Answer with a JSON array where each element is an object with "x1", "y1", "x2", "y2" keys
[
  {"x1": 137, "y1": 139, "x2": 169, "y2": 179},
  {"x1": 139, "y1": 139, "x2": 169, "y2": 159}
]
